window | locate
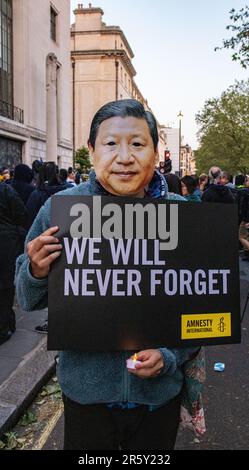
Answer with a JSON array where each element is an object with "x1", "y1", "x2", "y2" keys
[
  {"x1": 50, "y1": 6, "x2": 57, "y2": 41},
  {"x1": 0, "y1": 0, "x2": 13, "y2": 107}
]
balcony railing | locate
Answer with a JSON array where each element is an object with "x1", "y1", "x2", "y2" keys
[{"x1": 0, "y1": 100, "x2": 24, "y2": 124}]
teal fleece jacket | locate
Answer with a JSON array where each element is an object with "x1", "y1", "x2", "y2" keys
[{"x1": 15, "y1": 170, "x2": 197, "y2": 406}]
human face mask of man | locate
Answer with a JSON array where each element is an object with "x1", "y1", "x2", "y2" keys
[{"x1": 89, "y1": 116, "x2": 158, "y2": 198}]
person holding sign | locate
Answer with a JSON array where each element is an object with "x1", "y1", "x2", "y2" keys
[{"x1": 16, "y1": 99, "x2": 199, "y2": 450}]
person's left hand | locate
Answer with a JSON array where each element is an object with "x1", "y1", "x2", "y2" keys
[{"x1": 127, "y1": 349, "x2": 164, "y2": 379}]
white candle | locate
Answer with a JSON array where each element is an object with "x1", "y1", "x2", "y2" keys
[{"x1": 126, "y1": 354, "x2": 142, "y2": 369}]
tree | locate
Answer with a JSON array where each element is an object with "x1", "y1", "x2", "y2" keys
[
  {"x1": 215, "y1": 5, "x2": 249, "y2": 68},
  {"x1": 195, "y1": 80, "x2": 249, "y2": 175},
  {"x1": 74, "y1": 146, "x2": 92, "y2": 171}
]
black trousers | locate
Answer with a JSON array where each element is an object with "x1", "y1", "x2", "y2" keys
[
  {"x1": 0, "y1": 287, "x2": 15, "y2": 332},
  {"x1": 63, "y1": 393, "x2": 181, "y2": 450}
]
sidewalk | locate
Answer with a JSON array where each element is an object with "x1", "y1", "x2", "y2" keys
[
  {"x1": 1, "y1": 257, "x2": 249, "y2": 441},
  {"x1": 0, "y1": 307, "x2": 55, "y2": 436}
]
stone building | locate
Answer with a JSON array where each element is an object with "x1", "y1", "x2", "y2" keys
[
  {"x1": 71, "y1": 3, "x2": 166, "y2": 159},
  {"x1": 0, "y1": 0, "x2": 73, "y2": 169},
  {"x1": 180, "y1": 144, "x2": 196, "y2": 176},
  {"x1": 163, "y1": 127, "x2": 180, "y2": 174}
]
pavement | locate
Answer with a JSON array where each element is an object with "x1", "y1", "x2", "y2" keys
[
  {"x1": 0, "y1": 307, "x2": 56, "y2": 436},
  {"x1": 1, "y1": 257, "x2": 249, "y2": 445}
]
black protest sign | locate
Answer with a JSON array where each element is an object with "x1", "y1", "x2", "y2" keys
[{"x1": 48, "y1": 195, "x2": 241, "y2": 351}]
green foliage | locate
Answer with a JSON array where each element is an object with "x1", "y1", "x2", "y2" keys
[
  {"x1": 215, "y1": 6, "x2": 249, "y2": 68},
  {"x1": 74, "y1": 146, "x2": 91, "y2": 171},
  {"x1": 2, "y1": 432, "x2": 26, "y2": 450},
  {"x1": 0, "y1": 439, "x2": 6, "y2": 449},
  {"x1": 19, "y1": 411, "x2": 37, "y2": 427},
  {"x1": 40, "y1": 382, "x2": 62, "y2": 399},
  {"x1": 195, "y1": 80, "x2": 249, "y2": 175}
]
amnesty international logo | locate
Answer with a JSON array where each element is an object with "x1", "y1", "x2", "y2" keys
[{"x1": 181, "y1": 313, "x2": 231, "y2": 339}]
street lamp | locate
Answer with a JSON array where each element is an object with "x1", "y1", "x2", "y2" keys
[{"x1": 177, "y1": 111, "x2": 183, "y2": 176}]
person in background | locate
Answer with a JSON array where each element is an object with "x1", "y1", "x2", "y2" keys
[
  {"x1": 164, "y1": 173, "x2": 181, "y2": 195},
  {"x1": 180, "y1": 176, "x2": 201, "y2": 202},
  {"x1": 202, "y1": 166, "x2": 235, "y2": 204},
  {"x1": 32, "y1": 160, "x2": 43, "y2": 187},
  {"x1": 0, "y1": 184, "x2": 28, "y2": 345},
  {"x1": 15, "y1": 99, "x2": 198, "y2": 450},
  {"x1": 11, "y1": 164, "x2": 34, "y2": 205},
  {"x1": 238, "y1": 177, "x2": 249, "y2": 260},
  {"x1": 66, "y1": 167, "x2": 77, "y2": 186},
  {"x1": 220, "y1": 171, "x2": 235, "y2": 189},
  {"x1": 75, "y1": 170, "x2": 82, "y2": 185},
  {"x1": 239, "y1": 222, "x2": 249, "y2": 261},
  {"x1": 235, "y1": 174, "x2": 246, "y2": 189},
  {"x1": 26, "y1": 162, "x2": 69, "y2": 229},
  {"x1": 59, "y1": 168, "x2": 74, "y2": 188},
  {"x1": 198, "y1": 174, "x2": 208, "y2": 192},
  {"x1": 26, "y1": 162, "x2": 71, "y2": 333},
  {"x1": 1, "y1": 168, "x2": 11, "y2": 182}
]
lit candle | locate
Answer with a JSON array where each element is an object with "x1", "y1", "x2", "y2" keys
[{"x1": 126, "y1": 353, "x2": 142, "y2": 370}]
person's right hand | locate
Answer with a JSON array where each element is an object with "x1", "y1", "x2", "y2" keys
[{"x1": 27, "y1": 226, "x2": 62, "y2": 279}]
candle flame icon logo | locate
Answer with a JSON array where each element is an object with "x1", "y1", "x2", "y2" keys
[{"x1": 217, "y1": 317, "x2": 225, "y2": 333}]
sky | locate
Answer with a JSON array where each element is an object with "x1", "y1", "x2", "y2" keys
[{"x1": 71, "y1": 0, "x2": 248, "y2": 149}]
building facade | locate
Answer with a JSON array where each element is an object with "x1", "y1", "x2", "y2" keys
[
  {"x1": 163, "y1": 126, "x2": 180, "y2": 174},
  {"x1": 71, "y1": 4, "x2": 166, "y2": 159},
  {"x1": 0, "y1": 0, "x2": 73, "y2": 169},
  {"x1": 180, "y1": 144, "x2": 196, "y2": 176}
]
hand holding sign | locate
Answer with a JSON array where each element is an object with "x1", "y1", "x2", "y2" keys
[
  {"x1": 27, "y1": 226, "x2": 62, "y2": 279},
  {"x1": 127, "y1": 349, "x2": 164, "y2": 378}
]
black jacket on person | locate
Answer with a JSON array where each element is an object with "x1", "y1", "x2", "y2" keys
[
  {"x1": 237, "y1": 188, "x2": 249, "y2": 223},
  {"x1": 26, "y1": 182, "x2": 69, "y2": 228},
  {"x1": 201, "y1": 184, "x2": 236, "y2": 204},
  {"x1": 0, "y1": 184, "x2": 28, "y2": 289},
  {"x1": 11, "y1": 179, "x2": 35, "y2": 205},
  {"x1": 10, "y1": 163, "x2": 35, "y2": 205}
]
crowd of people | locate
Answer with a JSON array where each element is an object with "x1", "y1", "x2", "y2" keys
[
  {"x1": 1, "y1": 159, "x2": 249, "y2": 347},
  {"x1": 0, "y1": 98, "x2": 248, "y2": 450},
  {"x1": 0, "y1": 162, "x2": 88, "y2": 345}
]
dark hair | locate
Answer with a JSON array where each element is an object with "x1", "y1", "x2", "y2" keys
[
  {"x1": 37, "y1": 162, "x2": 60, "y2": 189},
  {"x1": 199, "y1": 173, "x2": 208, "y2": 183},
  {"x1": 165, "y1": 173, "x2": 181, "y2": 194},
  {"x1": 32, "y1": 160, "x2": 43, "y2": 173},
  {"x1": 59, "y1": 168, "x2": 68, "y2": 182},
  {"x1": 88, "y1": 99, "x2": 158, "y2": 150},
  {"x1": 14, "y1": 164, "x2": 33, "y2": 183},
  {"x1": 181, "y1": 175, "x2": 197, "y2": 195},
  {"x1": 235, "y1": 174, "x2": 246, "y2": 186}
]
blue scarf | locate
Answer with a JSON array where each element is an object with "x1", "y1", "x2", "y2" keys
[{"x1": 89, "y1": 169, "x2": 168, "y2": 200}]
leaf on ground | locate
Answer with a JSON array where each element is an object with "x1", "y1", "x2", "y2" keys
[
  {"x1": 52, "y1": 391, "x2": 62, "y2": 400},
  {"x1": 16, "y1": 437, "x2": 27, "y2": 448},
  {"x1": 43, "y1": 383, "x2": 61, "y2": 396},
  {"x1": 19, "y1": 411, "x2": 37, "y2": 426},
  {"x1": 4, "y1": 432, "x2": 19, "y2": 450},
  {"x1": 52, "y1": 377, "x2": 58, "y2": 382},
  {"x1": 35, "y1": 399, "x2": 46, "y2": 405},
  {"x1": 0, "y1": 440, "x2": 6, "y2": 449}
]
